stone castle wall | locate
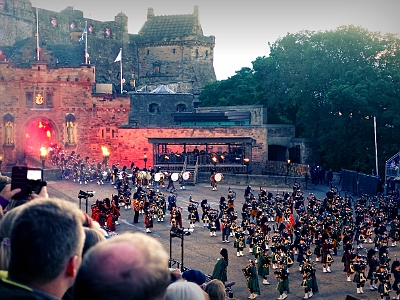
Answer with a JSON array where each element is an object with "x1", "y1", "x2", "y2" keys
[{"x1": 0, "y1": 2, "x2": 215, "y2": 92}]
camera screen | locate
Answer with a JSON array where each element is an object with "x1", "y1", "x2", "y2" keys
[{"x1": 27, "y1": 170, "x2": 42, "y2": 181}]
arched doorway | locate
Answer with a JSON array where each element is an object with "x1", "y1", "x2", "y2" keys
[{"x1": 24, "y1": 118, "x2": 58, "y2": 157}]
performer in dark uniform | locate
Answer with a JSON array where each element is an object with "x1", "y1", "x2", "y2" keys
[
  {"x1": 376, "y1": 264, "x2": 391, "y2": 300},
  {"x1": 321, "y1": 236, "x2": 334, "y2": 273},
  {"x1": 300, "y1": 257, "x2": 318, "y2": 299},
  {"x1": 188, "y1": 198, "x2": 199, "y2": 230},
  {"x1": 244, "y1": 260, "x2": 260, "y2": 299},
  {"x1": 352, "y1": 254, "x2": 367, "y2": 294},
  {"x1": 275, "y1": 260, "x2": 289, "y2": 300},
  {"x1": 257, "y1": 248, "x2": 271, "y2": 285},
  {"x1": 143, "y1": 200, "x2": 153, "y2": 233},
  {"x1": 234, "y1": 226, "x2": 245, "y2": 257},
  {"x1": 212, "y1": 248, "x2": 228, "y2": 285},
  {"x1": 392, "y1": 260, "x2": 400, "y2": 300}
]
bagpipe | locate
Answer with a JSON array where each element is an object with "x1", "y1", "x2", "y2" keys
[{"x1": 242, "y1": 265, "x2": 252, "y2": 280}]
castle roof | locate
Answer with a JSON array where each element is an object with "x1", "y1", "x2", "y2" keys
[
  {"x1": 151, "y1": 85, "x2": 175, "y2": 94},
  {"x1": 137, "y1": 7, "x2": 203, "y2": 43}
]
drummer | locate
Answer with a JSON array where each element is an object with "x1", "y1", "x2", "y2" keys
[
  {"x1": 210, "y1": 171, "x2": 218, "y2": 191},
  {"x1": 178, "y1": 171, "x2": 186, "y2": 190},
  {"x1": 166, "y1": 173, "x2": 175, "y2": 191}
]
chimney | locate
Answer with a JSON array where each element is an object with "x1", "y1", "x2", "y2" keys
[
  {"x1": 147, "y1": 7, "x2": 154, "y2": 20},
  {"x1": 193, "y1": 5, "x2": 199, "y2": 18}
]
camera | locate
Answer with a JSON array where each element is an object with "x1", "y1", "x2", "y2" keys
[
  {"x1": 11, "y1": 166, "x2": 46, "y2": 200},
  {"x1": 78, "y1": 190, "x2": 95, "y2": 199}
]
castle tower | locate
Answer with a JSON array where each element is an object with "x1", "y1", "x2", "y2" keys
[{"x1": 134, "y1": 6, "x2": 216, "y2": 93}]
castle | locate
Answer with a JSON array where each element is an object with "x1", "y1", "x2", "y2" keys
[
  {"x1": 0, "y1": 0, "x2": 310, "y2": 176},
  {"x1": 0, "y1": 1, "x2": 216, "y2": 93}
]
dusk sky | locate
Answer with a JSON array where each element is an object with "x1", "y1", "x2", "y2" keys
[{"x1": 33, "y1": 0, "x2": 400, "y2": 80}]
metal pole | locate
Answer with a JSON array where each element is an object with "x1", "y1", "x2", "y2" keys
[
  {"x1": 36, "y1": 7, "x2": 40, "y2": 61},
  {"x1": 120, "y1": 48, "x2": 123, "y2": 94},
  {"x1": 169, "y1": 230, "x2": 173, "y2": 268},
  {"x1": 181, "y1": 233, "x2": 184, "y2": 272},
  {"x1": 85, "y1": 20, "x2": 88, "y2": 64},
  {"x1": 374, "y1": 116, "x2": 378, "y2": 176}
]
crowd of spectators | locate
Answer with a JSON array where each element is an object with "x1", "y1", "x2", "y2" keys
[{"x1": 0, "y1": 174, "x2": 226, "y2": 300}]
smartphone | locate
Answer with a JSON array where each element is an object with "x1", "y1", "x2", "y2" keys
[{"x1": 11, "y1": 166, "x2": 44, "y2": 200}]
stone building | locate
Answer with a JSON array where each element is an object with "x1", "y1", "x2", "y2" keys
[
  {"x1": 0, "y1": 1, "x2": 311, "y2": 175},
  {"x1": 0, "y1": 1, "x2": 216, "y2": 93}
]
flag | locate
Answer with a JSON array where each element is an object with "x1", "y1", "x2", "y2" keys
[
  {"x1": 79, "y1": 25, "x2": 87, "y2": 42},
  {"x1": 114, "y1": 49, "x2": 122, "y2": 62}
]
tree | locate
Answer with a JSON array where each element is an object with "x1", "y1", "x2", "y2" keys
[{"x1": 199, "y1": 25, "x2": 400, "y2": 173}]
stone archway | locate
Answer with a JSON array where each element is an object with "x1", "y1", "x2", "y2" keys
[{"x1": 23, "y1": 117, "x2": 59, "y2": 158}]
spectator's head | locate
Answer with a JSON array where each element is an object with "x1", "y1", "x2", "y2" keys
[
  {"x1": 182, "y1": 269, "x2": 206, "y2": 287},
  {"x1": 8, "y1": 198, "x2": 85, "y2": 298},
  {"x1": 0, "y1": 205, "x2": 24, "y2": 271},
  {"x1": 73, "y1": 232, "x2": 170, "y2": 300},
  {"x1": 82, "y1": 227, "x2": 106, "y2": 257},
  {"x1": 165, "y1": 281, "x2": 206, "y2": 300},
  {"x1": 204, "y1": 279, "x2": 226, "y2": 300}
]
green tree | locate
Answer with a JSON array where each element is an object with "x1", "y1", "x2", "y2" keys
[{"x1": 199, "y1": 25, "x2": 400, "y2": 173}]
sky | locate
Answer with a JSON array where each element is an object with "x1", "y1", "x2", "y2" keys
[{"x1": 32, "y1": 0, "x2": 400, "y2": 80}]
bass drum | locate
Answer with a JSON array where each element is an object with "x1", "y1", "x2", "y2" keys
[
  {"x1": 154, "y1": 172, "x2": 162, "y2": 182},
  {"x1": 182, "y1": 171, "x2": 191, "y2": 181},
  {"x1": 171, "y1": 172, "x2": 179, "y2": 182},
  {"x1": 215, "y1": 173, "x2": 223, "y2": 182},
  {"x1": 146, "y1": 172, "x2": 152, "y2": 180}
]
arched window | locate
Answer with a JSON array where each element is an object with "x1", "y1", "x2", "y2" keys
[
  {"x1": 149, "y1": 103, "x2": 160, "y2": 114},
  {"x1": 176, "y1": 103, "x2": 186, "y2": 112},
  {"x1": 4, "y1": 113, "x2": 14, "y2": 145},
  {"x1": 65, "y1": 114, "x2": 76, "y2": 144}
]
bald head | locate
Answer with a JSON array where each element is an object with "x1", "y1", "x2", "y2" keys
[{"x1": 73, "y1": 232, "x2": 170, "y2": 300}]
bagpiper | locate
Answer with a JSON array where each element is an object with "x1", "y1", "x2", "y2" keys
[
  {"x1": 234, "y1": 226, "x2": 245, "y2": 257},
  {"x1": 257, "y1": 248, "x2": 271, "y2": 285},
  {"x1": 243, "y1": 260, "x2": 260, "y2": 299},
  {"x1": 300, "y1": 257, "x2": 318, "y2": 299}
]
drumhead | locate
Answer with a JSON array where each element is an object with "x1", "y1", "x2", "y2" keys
[
  {"x1": 215, "y1": 173, "x2": 223, "y2": 182},
  {"x1": 146, "y1": 173, "x2": 152, "y2": 180},
  {"x1": 183, "y1": 171, "x2": 191, "y2": 180},
  {"x1": 171, "y1": 173, "x2": 179, "y2": 182},
  {"x1": 102, "y1": 172, "x2": 108, "y2": 176}
]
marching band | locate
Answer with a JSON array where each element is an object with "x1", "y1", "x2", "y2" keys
[{"x1": 47, "y1": 146, "x2": 400, "y2": 300}]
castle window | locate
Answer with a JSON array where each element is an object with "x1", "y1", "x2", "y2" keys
[
  {"x1": 176, "y1": 104, "x2": 186, "y2": 112},
  {"x1": 172, "y1": 48, "x2": 176, "y2": 54},
  {"x1": 4, "y1": 113, "x2": 14, "y2": 145},
  {"x1": 26, "y1": 92, "x2": 33, "y2": 108},
  {"x1": 46, "y1": 93, "x2": 53, "y2": 108},
  {"x1": 149, "y1": 103, "x2": 160, "y2": 114},
  {"x1": 65, "y1": 114, "x2": 76, "y2": 144},
  {"x1": 205, "y1": 50, "x2": 208, "y2": 57},
  {"x1": 195, "y1": 49, "x2": 199, "y2": 58},
  {"x1": 147, "y1": 49, "x2": 150, "y2": 55},
  {"x1": 154, "y1": 66, "x2": 160, "y2": 74}
]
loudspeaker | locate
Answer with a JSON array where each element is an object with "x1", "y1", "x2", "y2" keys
[{"x1": 345, "y1": 296, "x2": 359, "y2": 300}]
